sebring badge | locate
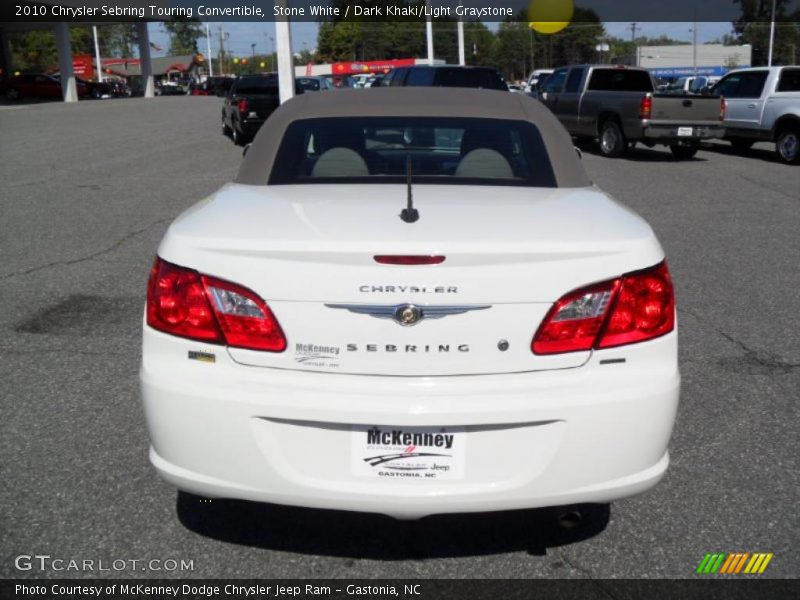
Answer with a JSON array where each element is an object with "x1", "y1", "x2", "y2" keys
[{"x1": 325, "y1": 303, "x2": 490, "y2": 326}]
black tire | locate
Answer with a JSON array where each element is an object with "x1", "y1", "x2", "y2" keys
[
  {"x1": 231, "y1": 126, "x2": 247, "y2": 146},
  {"x1": 670, "y1": 144, "x2": 699, "y2": 160},
  {"x1": 775, "y1": 126, "x2": 800, "y2": 165},
  {"x1": 730, "y1": 139, "x2": 754, "y2": 152},
  {"x1": 221, "y1": 116, "x2": 231, "y2": 137},
  {"x1": 6, "y1": 88, "x2": 21, "y2": 101},
  {"x1": 598, "y1": 120, "x2": 627, "y2": 158}
]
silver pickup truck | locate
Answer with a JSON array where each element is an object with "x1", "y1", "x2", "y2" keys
[
  {"x1": 712, "y1": 66, "x2": 800, "y2": 164},
  {"x1": 540, "y1": 65, "x2": 726, "y2": 159}
]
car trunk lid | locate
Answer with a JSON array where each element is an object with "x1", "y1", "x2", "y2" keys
[{"x1": 158, "y1": 184, "x2": 664, "y2": 376}]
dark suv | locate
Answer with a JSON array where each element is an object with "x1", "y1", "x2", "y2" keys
[{"x1": 380, "y1": 66, "x2": 508, "y2": 91}]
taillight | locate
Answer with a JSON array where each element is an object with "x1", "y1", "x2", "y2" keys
[
  {"x1": 147, "y1": 259, "x2": 222, "y2": 343},
  {"x1": 238, "y1": 98, "x2": 249, "y2": 113},
  {"x1": 201, "y1": 275, "x2": 286, "y2": 352},
  {"x1": 639, "y1": 94, "x2": 652, "y2": 119},
  {"x1": 146, "y1": 258, "x2": 286, "y2": 352},
  {"x1": 532, "y1": 262, "x2": 675, "y2": 355},
  {"x1": 720, "y1": 97, "x2": 727, "y2": 121}
]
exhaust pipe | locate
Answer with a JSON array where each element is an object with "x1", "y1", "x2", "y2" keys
[{"x1": 557, "y1": 508, "x2": 582, "y2": 529}]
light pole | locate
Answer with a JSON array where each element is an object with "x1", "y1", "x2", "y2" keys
[
  {"x1": 205, "y1": 23, "x2": 213, "y2": 77},
  {"x1": 264, "y1": 34, "x2": 275, "y2": 72},
  {"x1": 251, "y1": 42, "x2": 256, "y2": 73},
  {"x1": 458, "y1": 19, "x2": 465, "y2": 66},
  {"x1": 768, "y1": 0, "x2": 777, "y2": 66},
  {"x1": 425, "y1": 0, "x2": 434, "y2": 65},
  {"x1": 92, "y1": 25, "x2": 103, "y2": 82}
]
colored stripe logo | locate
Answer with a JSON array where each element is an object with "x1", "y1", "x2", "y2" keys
[{"x1": 696, "y1": 552, "x2": 774, "y2": 574}]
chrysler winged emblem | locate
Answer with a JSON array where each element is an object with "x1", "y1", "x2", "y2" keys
[{"x1": 325, "y1": 303, "x2": 490, "y2": 326}]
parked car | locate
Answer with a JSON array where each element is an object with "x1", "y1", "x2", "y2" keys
[
  {"x1": 222, "y1": 73, "x2": 326, "y2": 145},
  {"x1": 380, "y1": 65, "x2": 508, "y2": 91},
  {"x1": 222, "y1": 74, "x2": 307, "y2": 145},
  {"x1": 662, "y1": 76, "x2": 711, "y2": 95},
  {"x1": 527, "y1": 72, "x2": 554, "y2": 100},
  {"x1": 189, "y1": 80, "x2": 213, "y2": 96},
  {"x1": 351, "y1": 73, "x2": 372, "y2": 88},
  {"x1": 366, "y1": 74, "x2": 385, "y2": 87},
  {"x1": 207, "y1": 76, "x2": 234, "y2": 97},
  {"x1": 539, "y1": 64, "x2": 726, "y2": 159},
  {"x1": 525, "y1": 69, "x2": 554, "y2": 94},
  {"x1": 142, "y1": 87, "x2": 679, "y2": 520},
  {"x1": 156, "y1": 79, "x2": 190, "y2": 96},
  {"x1": 2, "y1": 73, "x2": 89, "y2": 101},
  {"x1": 296, "y1": 76, "x2": 334, "y2": 92},
  {"x1": 105, "y1": 77, "x2": 132, "y2": 98},
  {"x1": 712, "y1": 66, "x2": 800, "y2": 164},
  {"x1": 76, "y1": 77, "x2": 113, "y2": 99}
]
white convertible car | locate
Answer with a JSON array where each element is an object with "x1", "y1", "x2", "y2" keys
[{"x1": 141, "y1": 88, "x2": 679, "y2": 519}]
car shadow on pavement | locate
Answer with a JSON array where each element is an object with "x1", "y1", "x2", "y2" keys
[
  {"x1": 700, "y1": 141, "x2": 781, "y2": 164},
  {"x1": 577, "y1": 142, "x2": 708, "y2": 163},
  {"x1": 176, "y1": 493, "x2": 609, "y2": 558}
]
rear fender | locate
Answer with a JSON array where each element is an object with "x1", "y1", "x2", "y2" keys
[{"x1": 772, "y1": 114, "x2": 800, "y2": 141}]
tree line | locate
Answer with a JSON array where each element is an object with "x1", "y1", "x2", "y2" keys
[{"x1": 5, "y1": 9, "x2": 799, "y2": 80}]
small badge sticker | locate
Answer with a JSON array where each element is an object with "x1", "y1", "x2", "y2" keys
[{"x1": 188, "y1": 350, "x2": 215, "y2": 363}]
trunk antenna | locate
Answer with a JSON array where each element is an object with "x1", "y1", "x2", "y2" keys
[{"x1": 400, "y1": 153, "x2": 420, "y2": 223}]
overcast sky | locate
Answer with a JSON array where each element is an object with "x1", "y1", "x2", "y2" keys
[{"x1": 148, "y1": 21, "x2": 736, "y2": 59}]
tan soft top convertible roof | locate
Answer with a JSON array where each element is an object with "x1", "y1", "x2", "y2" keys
[{"x1": 236, "y1": 87, "x2": 592, "y2": 188}]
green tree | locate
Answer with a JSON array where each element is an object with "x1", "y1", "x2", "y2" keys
[
  {"x1": 163, "y1": 19, "x2": 204, "y2": 56},
  {"x1": 732, "y1": 0, "x2": 800, "y2": 65},
  {"x1": 494, "y1": 9, "x2": 604, "y2": 76}
]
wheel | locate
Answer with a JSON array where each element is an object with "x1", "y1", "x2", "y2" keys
[
  {"x1": 730, "y1": 139, "x2": 754, "y2": 152},
  {"x1": 6, "y1": 88, "x2": 20, "y2": 101},
  {"x1": 598, "y1": 120, "x2": 627, "y2": 158},
  {"x1": 775, "y1": 126, "x2": 800, "y2": 165},
  {"x1": 670, "y1": 144, "x2": 699, "y2": 160},
  {"x1": 221, "y1": 116, "x2": 231, "y2": 137},
  {"x1": 231, "y1": 126, "x2": 247, "y2": 146}
]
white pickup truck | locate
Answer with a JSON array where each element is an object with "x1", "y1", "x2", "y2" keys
[{"x1": 712, "y1": 66, "x2": 800, "y2": 164}]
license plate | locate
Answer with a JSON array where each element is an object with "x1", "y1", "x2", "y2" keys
[
  {"x1": 678, "y1": 127, "x2": 693, "y2": 137},
  {"x1": 351, "y1": 425, "x2": 466, "y2": 481}
]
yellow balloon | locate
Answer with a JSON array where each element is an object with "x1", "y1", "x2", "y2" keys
[{"x1": 528, "y1": 0, "x2": 574, "y2": 34}]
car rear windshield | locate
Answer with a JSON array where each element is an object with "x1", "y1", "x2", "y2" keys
[
  {"x1": 234, "y1": 77, "x2": 279, "y2": 95},
  {"x1": 588, "y1": 69, "x2": 653, "y2": 92},
  {"x1": 268, "y1": 117, "x2": 557, "y2": 187}
]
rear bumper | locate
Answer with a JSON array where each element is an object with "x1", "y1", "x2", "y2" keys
[
  {"x1": 234, "y1": 117, "x2": 267, "y2": 136},
  {"x1": 641, "y1": 124, "x2": 725, "y2": 141},
  {"x1": 140, "y1": 327, "x2": 680, "y2": 519}
]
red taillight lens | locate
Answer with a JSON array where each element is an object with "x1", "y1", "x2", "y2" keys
[
  {"x1": 597, "y1": 262, "x2": 675, "y2": 349},
  {"x1": 146, "y1": 258, "x2": 286, "y2": 352},
  {"x1": 238, "y1": 98, "x2": 249, "y2": 113},
  {"x1": 532, "y1": 280, "x2": 620, "y2": 354},
  {"x1": 374, "y1": 255, "x2": 446, "y2": 265},
  {"x1": 201, "y1": 275, "x2": 286, "y2": 352},
  {"x1": 639, "y1": 94, "x2": 652, "y2": 119},
  {"x1": 532, "y1": 262, "x2": 675, "y2": 355},
  {"x1": 147, "y1": 259, "x2": 223, "y2": 343}
]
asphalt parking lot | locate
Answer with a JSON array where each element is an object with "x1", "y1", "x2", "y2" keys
[{"x1": 0, "y1": 96, "x2": 798, "y2": 580}]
